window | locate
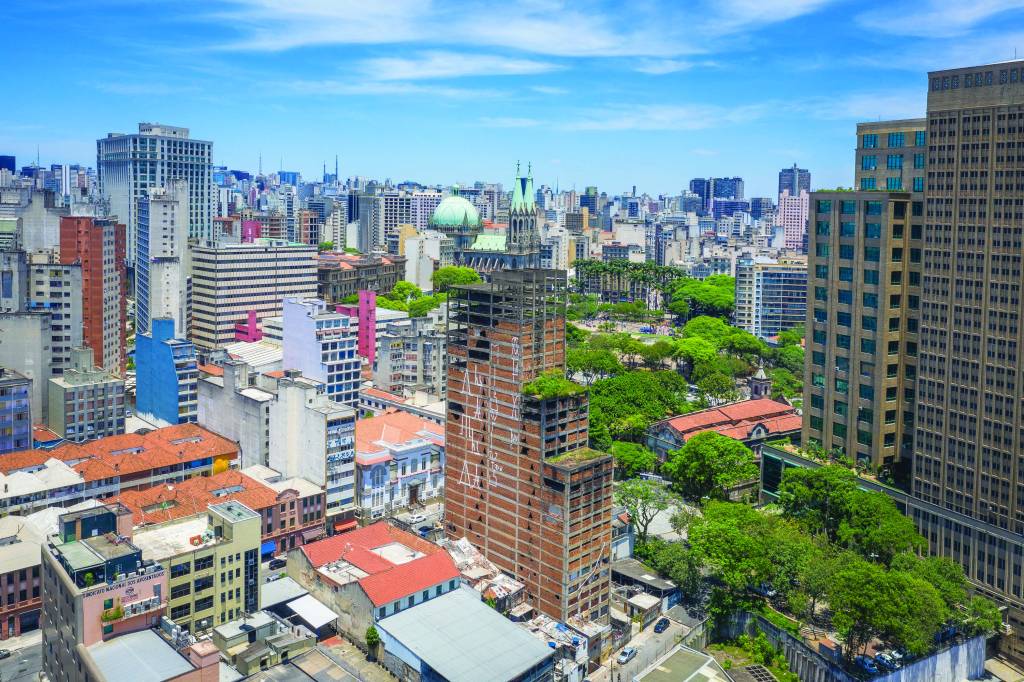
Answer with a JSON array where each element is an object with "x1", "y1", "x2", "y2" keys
[
  {"x1": 865, "y1": 223, "x2": 881, "y2": 238},
  {"x1": 170, "y1": 604, "x2": 191, "y2": 620},
  {"x1": 194, "y1": 556, "x2": 213, "y2": 571},
  {"x1": 810, "y1": 416, "x2": 823, "y2": 430},
  {"x1": 887, "y1": 132, "x2": 905, "y2": 148},
  {"x1": 861, "y1": 338, "x2": 876, "y2": 354},
  {"x1": 812, "y1": 373, "x2": 825, "y2": 387},
  {"x1": 378, "y1": 607, "x2": 386, "y2": 619},
  {"x1": 815, "y1": 265, "x2": 829, "y2": 279},
  {"x1": 914, "y1": 131, "x2": 926, "y2": 146},
  {"x1": 834, "y1": 401, "x2": 848, "y2": 416},
  {"x1": 860, "y1": 177, "x2": 877, "y2": 190},
  {"x1": 813, "y1": 329, "x2": 827, "y2": 344},
  {"x1": 171, "y1": 562, "x2": 191, "y2": 579},
  {"x1": 885, "y1": 410, "x2": 897, "y2": 424},
  {"x1": 859, "y1": 384, "x2": 874, "y2": 400},
  {"x1": 194, "y1": 576, "x2": 213, "y2": 593},
  {"x1": 886, "y1": 177, "x2": 902, "y2": 190},
  {"x1": 811, "y1": 395, "x2": 824, "y2": 409},
  {"x1": 913, "y1": 153, "x2": 925, "y2": 169},
  {"x1": 836, "y1": 357, "x2": 850, "y2": 372},
  {"x1": 814, "y1": 308, "x2": 828, "y2": 323},
  {"x1": 862, "y1": 293, "x2": 878, "y2": 308},
  {"x1": 862, "y1": 134, "x2": 878, "y2": 149},
  {"x1": 858, "y1": 408, "x2": 874, "y2": 424},
  {"x1": 857, "y1": 430, "x2": 873, "y2": 446},
  {"x1": 839, "y1": 244, "x2": 854, "y2": 259},
  {"x1": 815, "y1": 220, "x2": 831, "y2": 236},
  {"x1": 839, "y1": 267, "x2": 853, "y2": 282},
  {"x1": 913, "y1": 177, "x2": 924, "y2": 192},
  {"x1": 891, "y1": 247, "x2": 903, "y2": 262},
  {"x1": 834, "y1": 423, "x2": 848, "y2": 438},
  {"x1": 812, "y1": 351, "x2": 825, "y2": 366},
  {"x1": 835, "y1": 378, "x2": 849, "y2": 393},
  {"x1": 170, "y1": 583, "x2": 191, "y2": 600},
  {"x1": 864, "y1": 270, "x2": 879, "y2": 284},
  {"x1": 864, "y1": 247, "x2": 880, "y2": 262},
  {"x1": 837, "y1": 334, "x2": 851, "y2": 349},
  {"x1": 195, "y1": 596, "x2": 214, "y2": 613},
  {"x1": 837, "y1": 312, "x2": 851, "y2": 327},
  {"x1": 815, "y1": 243, "x2": 830, "y2": 257},
  {"x1": 816, "y1": 200, "x2": 832, "y2": 213},
  {"x1": 886, "y1": 154, "x2": 903, "y2": 169},
  {"x1": 840, "y1": 222, "x2": 856, "y2": 237},
  {"x1": 841, "y1": 200, "x2": 856, "y2": 214},
  {"x1": 104, "y1": 598, "x2": 113, "y2": 610},
  {"x1": 861, "y1": 155, "x2": 877, "y2": 170},
  {"x1": 865, "y1": 201, "x2": 882, "y2": 216},
  {"x1": 862, "y1": 315, "x2": 877, "y2": 331},
  {"x1": 838, "y1": 289, "x2": 853, "y2": 304},
  {"x1": 886, "y1": 386, "x2": 898, "y2": 401},
  {"x1": 814, "y1": 286, "x2": 827, "y2": 301}
]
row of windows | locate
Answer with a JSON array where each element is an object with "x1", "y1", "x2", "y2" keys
[{"x1": 862, "y1": 131, "x2": 926, "y2": 149}]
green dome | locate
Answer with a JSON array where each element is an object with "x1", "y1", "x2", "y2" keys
[{"x1": 431, "y1": 195, "x2": 480, "y2": 227}]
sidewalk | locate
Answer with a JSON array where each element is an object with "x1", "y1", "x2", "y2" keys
[{"x1": 2, "y1": 630, "x2": 41, "y2": 652}]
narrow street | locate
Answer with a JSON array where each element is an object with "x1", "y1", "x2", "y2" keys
[{"x1": 589, "y1": 619, "x2": 684, "y2": 682}]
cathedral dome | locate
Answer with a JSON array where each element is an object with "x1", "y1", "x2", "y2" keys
[{"x1": 431, "y1": 195, "x2": 480, "y2": 227}]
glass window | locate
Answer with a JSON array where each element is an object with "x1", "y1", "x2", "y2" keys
[
  {"x1": 839, "y1": 244, "x2": 854, "y2": 259},
  {"x1": 891, "y1": 247, "x2": 903, "y2": 262},
  {"x1": 839, "y1": 267, "x2": 853, "y2": 281},
  {"x1": 860, "y1": 177, "x2": 877, "y2": 190},
  {"x1": 815, "y1": 265, "x2": 829, "y2": 279},
  {"x1": 810, "y1": 415, "x2": 823, "y2": 430},
  {"x1": 814, "y1": 286, "x2": 827, "y2": 301},
  {"x1": 812, "y1": 351, "x2": 825, "y2": 366},
  {"x1": 857, "y1": 430, "x2": 873, "y2": 446},
  {"x1": 813, "y1": 329, "x2": 826, "y2": 344},
  {"x1": 864, "y1": 247, "x2": 880, "y2": 262},
  {"x1": 913, "y1": 153, "x2": 925, "y2": 169},
  {"x1": 837, "y1": 312, "x2": 851, "y2": 327},
  {"x1": 811, "y1": 395, "x2": 824, "y2": 409},
  {"x1": 862, "y1": 134, "x2": 878, "y2": 149},
  {"x1": 913, "y1": 177, "x2": 924, "y2": 192},
  {"x1": 815, "y1": 220, "x2": 831, "y2": 236},
  {"x1": 866, "y1": 201, "x2": 883, "y2": 216},
  {"x1": 862, "y1": 293, "x2": 877, "y2": 308},
  {"x1": 812, "y1": 373, "x2": 825, "y2": 387},
  {"x1": 859, "y1": 385, "x2": 874, "y2": 401},
  {"x1": 835, "y1": 378, "x2": 849, "y2": 393},
  {"x1": 816, "y1": 200, "x2": 832, "y2": 213},
  {"x1": 838, "y1": 289, "x2": 853, "y2": 304},
  {"x1": 886, "y1": 177, "x2": 902, "y2": 190},
  {"x1": 864, "y1": 269, "x2": 879, "y2": 284},
  {"x1": 841, "y1": 200, "x2": 856, "y2": 214},
  {"x1": 840, "y1": 222, "x2": 856, "y2": 236},
  {"x1": 836, "y1": 357, "x2": 850, "y2": 372},
  {"x1": 886, "y1": 154, "x2": 903, "y2": 169},
  {"x1": 834, "y1": 422, "x2": 848, "y2": 438},
  {"x1": 862, "y1": 315, "x2": 877, "y2": 331},
  {"x1": 887, "y1": 132, "x2": 905, "y2": 148},
  {"x1": 861, "y1": 338, "x2": 876, "y2": 354},
  {"x1": 914, "y1": 131, "x2": 926, "y2": 146},
  {"x1": 861, "y1": 155, "x2": 877, "y2": 170},
  {"x1": 815, "y1": 308, "x2": 828, "y2": 323},
  {"x1": 834, "y1": 401, "x2": 848, "y2": 416},
  {"x1": 837, "y1": 334, "x2": 851, "y2": 349},
  {"x1": 816, "y1": 243, "x2": 830, "y2": 257}
]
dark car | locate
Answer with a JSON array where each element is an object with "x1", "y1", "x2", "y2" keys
[
  {"x1": 654, "y1": 618, "x2": 670, "y2": 633},
  {"x1": 268, "y1": 558, "x2": 287, "y2": 570},
  {"x1": 418, "y1": 526, "x2": 432, "y2": 538},
  {"x1": 0, "y1": 649, "x2": 11, "y2": 660}
]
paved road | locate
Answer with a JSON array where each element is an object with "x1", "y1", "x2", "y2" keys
[
  {"x1": 0, "y1": 645, "x2": 41, "y2": 682},
  {"x1": 593, "y1": 620, "x2": 683, "y2": 682}
]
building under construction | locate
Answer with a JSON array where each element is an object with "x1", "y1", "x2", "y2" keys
[{"x1": 444, "y1": 269, "x2": 612, "y2": 623}]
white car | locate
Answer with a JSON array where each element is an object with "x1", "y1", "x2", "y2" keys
[
  {"x1": 617, "y1": 647, "x2": 638, "y2": 664},
  {"x1": 408, "y1": 513, "x2": 427, "y2": 524}
]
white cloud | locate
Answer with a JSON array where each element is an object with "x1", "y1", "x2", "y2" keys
[
  {"x1": 857, "y1": 0, "x2": 1024, "y2": 38},
  {"x1": 633, "y1": 59, "x2": 698, "y2": 75},
  {"x1": 362, "y1": 51, "x2": 559, "y2": 81},
  {"x1": 562, "y1": 103, "x2": 770, "y2": 131},
  {"x1": 479, "y1": 116, "x2": 543, "y2": 127},
  {"x1": 530, "y1": 85, "x2": 568, "y2": 95},
  {"x1": 280, "y1": 78, "x2": 499, "y2": 99}
]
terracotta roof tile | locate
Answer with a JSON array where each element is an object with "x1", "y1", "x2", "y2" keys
[
  {"x1": 355, "y1": 411, "x2": 444, "y2": 455},
  {"x1": 197, "y1": 364, "x2": 224, "y2": 377},
  {"x1": 359, "y1": 551, "x2": 459, "y2": 606},
  {"x1": 665, "y1": 398, "x2": 797, "y2": 438}
]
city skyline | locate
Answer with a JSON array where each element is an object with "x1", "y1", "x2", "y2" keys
[{"x1": 6, "y1": 1, "x2": 1024, "y2": 196}]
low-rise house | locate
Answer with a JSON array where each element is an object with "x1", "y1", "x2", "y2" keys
[
  {"x1": 358, "y1": 387, "x2": 445, "y2": 424},
  {"x1": 0, "y1": 516, "x2": 45, "y2": 640},
  {"x1": 211, "y1": 610, "x2": 315, "y2": 676},
  {"x1": 646, "y1": 397, "x2": 801, "y2": 459},
  {"x1": 440, "y1": 536, "x2": 526, "y2": 613},
  {"x1": 611, "y1": 558, "x2": 680, "y2": 612},
  {"x1": 286, "y1": 521, "x2": 460, "y2": 647}
]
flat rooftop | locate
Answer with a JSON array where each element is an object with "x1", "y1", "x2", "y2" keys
[
  {"x1": 636, "y1": 645, "x2": 730, "y2": 682},
  {"x1": 87, "y1": 629, "x2": 194, "y2": 682},
  {"x1": 132, "y1": 515, "x2": 212, "y2": 560}
]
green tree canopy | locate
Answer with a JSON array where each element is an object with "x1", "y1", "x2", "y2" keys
[
  {"x1": 318, "y1": 241, "x2": 334, "y2": 252},
  {"x1": 681, "y1": 316, "x2": 732, "y2": 347},
  {"x1": 670, "y1": 275, "x2": 735, "y2": 319},
  {"x1": 567, "y1": 348, "x2": 624, "y2": 385},
  {"x1": 609, "y1": 441, "x2": 659, "y2": 478},
  {"x1": 662, "y1": 432, "x2": 757, "y2": 501},
  {"x1": 431, "y1": 265, "x2": 481, "y2": 292},
  {"x1": 615, "y1": 478, "x2": 679, "y2": 542}
]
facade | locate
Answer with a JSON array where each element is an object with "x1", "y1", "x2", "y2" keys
[
  {"x1": 25, "y1": 250, "x2": 83, "y2": 379},
  {"x1": 136, "y1": 179, "x2": 190, "y2": 336},
  {"x1": 59, "y1": 216, "x2": 126, "y2": 375},
  {"x1": 734, "y1": 254, "x2": 808, "y2": 339},
  {"x1": 41, "y1": 504, "x2": 168, "y2": 682},
  {"x1": 315, "y1": 252, "x2": 405, "y2": 304},
  {"x1": 197, "y1": 360, "x2": 273, "y2": 468},
  {"x1": 855, "y1": 119, "x2": 927, "y2": 192},
  {"x1": 0, "y1": 312, "x2": 53, "y2": 419},
  {"x1": 354, "y1": 410, "x2": 444, "y2": 522},
  {"x1": 47, "y1": 347, "x2": 126, "y2": 442},
  {"x1": 646, "y1": 398, "x2": 801, "y2": 460},
  {"x1": 96, "y1": 122, "x2": 213, "y2": 267},
  {"x1": 190, "y1": 239, "x2": 318, "y2": 349},
  {"x1": 444, "y1": 270, "x2": 612, "y2": 623},
  {"x1": 281, "y1": 298, "x2": 360, "y2": 407},
  {"x1": 0, "y1": 516, "x2": 44, "y2": 640},
  {"x1": 372, "y1": 317, "x2": 446, "y2": 398},
  {"x1": 804, "y1": 191, "x2": 919, "y2": 468},
  {"x1": 776, "y1": 189, "x2": 809, "y2": 253},
  {"x1": 135, "y1": 318, "x2": 198, "y2": 427},
  {"x1": 0, "y1": 368, "x2": 32, "y2": 454},
  {"x1": 131, "y1": 501, "x2": 261, "y2": 634},
  {"x1": 268, "y1": 373, "x2": 357, "y2": 533},
  {"x1": 778, "y1": 163, "x2": 811, "y2": 196}
]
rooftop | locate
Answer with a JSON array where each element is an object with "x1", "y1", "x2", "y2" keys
[
  {"x1": 546, "y1": 447, "x2": 610, "y2": 468},
  {"x1": 0, "y1": 516, "x2": 45, "y2": 575},
  {"x1": 132, "y1": 515, "x2": 216, "y2": 560},
  {"x1": 612, "y1": 558, "x2": 677, "y2": 593},
  {"x1": 86, "y1": 629, "x2": 194, "y2": 682},
  {"x1": 661, "y1": 398, "x2": 800, "y2": 443},
  {"x1": 635, "y1": 645, "x2": 731, "y2": 682},
  {"x1": 377, "y1": 588, "x2": 552, "y2": 682},
  {"x1": 355, "y1": 410, "x2": 444, "y2": 458}
]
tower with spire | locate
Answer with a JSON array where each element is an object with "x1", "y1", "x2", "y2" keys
[{"x1": 507, "y1": 161, "x2": 541, "y2": 267}]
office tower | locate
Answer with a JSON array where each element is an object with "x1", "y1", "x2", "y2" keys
[
  {"x1": 190, "y1": 239, "x2": 317, "y2": 349},
  {"x1": 776, "y1": 189, "x2": 809, "y2": 252},
  {"x1": 804, "y1": 191, "x2": 919, "y2": 469},
  {"x1": 26, "y1": 250, "x2": 83, "y2": 378},
  {"x1": 444, "y1": 270, "x2": 612, "y2": 623},
  {"x1": 357, "y1": 193, "x2": 383, "y2": 252},
  {"x1": 0, "y1": 368, "x2": 32, "y2": 454},
  {"x1": 97, "y1": 123, "x2": 213, "y2": 268},
  {"x1": 855, "y1": 119, "x2": 927, "y2": 192},
  {"x1": 0, "y1": 312, "x2": 52, "y2": 418},
  {"x1": 0, "y1": 156, "x2": 13, "y2": 174},
  {"x1": 580, "y1": 186, "x2": 599, "y2": 214},
  {"x1": 689, "y1": 178, "x2": 711, "y2": 214},
  {"x1": 59, "y1": 216, "x2": 127, "y2": 374},
  {"x1": 47, "y1": 347, "x2": 126, "y2": 442},
  {"x1": 269, "y1": 373, "x2": 357, "y2": 532},
  {"x1": 711, "y1": 198, "x2": 751, "y2": 220},
  {"x1": 281, "y1": 297, "x2": 360, "y2": 407},
  {"x1": 749, "y1": 197, "x2": 776, "y2": 221},
  {"x1": 909, "y1": 61, "x2": 1024, "y2": 658},
  {"x1": 778, "y1": 163, "x2": 811, "y2": 196},
  {"x1": 42, "y1": 504, "x2": 168, "y2": 682},
  {"x1": 135, "y1": 318, "x2": 198, "y2": 426},
  {"x1": 136, "y1": 179, "x2": 189, "y2": 337},
  {"x1": 734, "y1": 254, "x2": 808, "y2": 340},
  {"x1": 711, "y1": 176, "x2": 744, "y2": 201},
  {"x1": 381, "y1": 190, "x2": 412, "y2": 249}
]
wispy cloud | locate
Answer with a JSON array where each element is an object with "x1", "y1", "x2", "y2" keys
[
  {"x1": 857, "y1": 0, "x2": 1024, "y2": 38},
  {"x1": 361, "y1": 51, "x2": 559, "y2": 81},
  {"x1": 280, "y1": 79, "x2": 500, "y2": 99},
  {"x1": 562, "y1": 103, "x2": 771, "y2": 131},
  {"x1": 633, "y1": 59, "x2": 714, "y2": 75},
  {"x1": 530, "y1": 85, "x2": 568, "y2": 95},
  {"x1": 479, "y1": 116, "x2": 543, "y2": 128}
]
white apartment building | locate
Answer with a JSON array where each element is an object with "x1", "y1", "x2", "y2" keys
[
  {"x1": 281, "y1": 298, "x2": 361, "y2": 407},
  {"x1": 136, "y1": 179, "x2": 190, "y2": 335},
  {"x1": 373, "y1": 318, "x2": 446, "y2": 399},
  {"x1": 776, "y1": 188, "x2": 809, "y2": 253},
  {"x1": 410, "y1": 191, "x2": 443, "y2": 230},
  {"x1": 26, "y1": 250, "x2": 83, "y2": 379},
  {"x1": 198, "y1": 360, "x2": 274, "y2": 469},
  {"x1": 404, "y1": 230, "x2": 453, "y2": 291}
]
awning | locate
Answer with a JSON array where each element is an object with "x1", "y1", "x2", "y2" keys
[
  {"x1": 333, "y1": 519, "x2": 357, "y2": 533},
  {"x1": 302, "y1": 527, "x2": 325, "y2": 542},
  {"x1": 286, "y1": 594, "x2": 339, "y2": 630},
  {"x1": 260, "y1": 540, "x2": 277, "y2": 555}
]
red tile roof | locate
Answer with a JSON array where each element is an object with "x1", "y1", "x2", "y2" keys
[
  {"x1": 361, "y1": 387, "x2": 404, "y2": 402},
  {"x1": 197, "y1": 364, "x2": 224, "y2": 377},
  {"x1": 662, "y1": 398, "x2": 799, "y2": 443},
  {"x1": 355, "y1": 411, "x2": 444, "y2": 455},
  {"x1": 300, "y1": 521, "x2": 458, "y2": 606},
  {"x1": 32, "y1": 425, "x2": 61, "y2": 442}
]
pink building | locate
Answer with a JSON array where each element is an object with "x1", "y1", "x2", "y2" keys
[
  {"x1": 233, "y1": 309, "x2": 264, "y2": 342},
  {"x1": 241, "y1": 220, "x2": 261, "y2": 243},
  {"x1": 336, "y1": 290, "x2": 377, "y2": 365},
  {"x1": 777, "y1": 189, "x2": 809, "y2": 252}
]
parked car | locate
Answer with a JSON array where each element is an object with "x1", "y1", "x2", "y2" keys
[
  {"x1": 0, "y1": 650, "x2": 11, "y2": 660},
  {"x1": 875, "y1": 653, "x2": 898, "y2": 671},
  {"x1": 268, "y1": 558, "x2": 287, "y2": 570},
  {"x1": 418, "y1": 525, "x2": 432, "y2": 538},
  {"x1": 653, "y1": 618, "x2": 670, "y2": 633},
  {"x1": 854, "y1": 655, "x2": 878, "y2": 675},
  {"x1": 617, "y1": 647, "x2": 638, "y2": 664},
  {"x1": 408, "y1": 513, "x2": 427, "y2": 524}
]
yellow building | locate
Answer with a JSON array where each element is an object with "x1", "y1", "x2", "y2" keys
[
  {"x1": 394, "y1": 223, "x2": 420, "y2": 257},
  {"x1": 132, "y1": 501, "x2": 261, "y2": 633}
]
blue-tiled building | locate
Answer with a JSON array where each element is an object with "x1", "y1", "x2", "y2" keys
[
  {"x1": 0, "y1": 368, "x2": 32, "y2": 454},
  {"x1": 135, "y1": 318, "x2": 197, "y2": 427}
]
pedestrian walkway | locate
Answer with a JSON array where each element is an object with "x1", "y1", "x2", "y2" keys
[{"x1": 2, "y1": 629, "x2": 41, "y2": 651}]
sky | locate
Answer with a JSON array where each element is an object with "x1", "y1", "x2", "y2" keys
[{"x1": 4, "y1": 0, "x2": 1024, "y2": 198}]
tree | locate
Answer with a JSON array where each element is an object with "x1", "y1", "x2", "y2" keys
[
  {"x1": 365, "y1": 624, "x2": 381, "y2": 652},
  {"x1": 772, "y1": 344, "x2": 805, "y2": 374},
  {"x1": 836, "y1": 490, "x2": 925, "y2": 565},
  {"x1": 318, "y1": 241, "x2": 334, "y2": 252},
  {"x1": 672, "y1": 337, "x2": 717, "y2": 374},
  {"x1": 778, "y1": 465, "x2": 859, "y2": 541},
  {"x1": 432, "y1": 265, "x2": 481, "y2": 292},
  {"x1": 696, "y1": 371, "x2": 739, "y2": 405},
  {"x1": 669, "y1": 506, "x2": 697, "y2": 537},
  {"x1": 959, "y1": 596, "x2": 1004, "y2": 636},
  {"x1": 609, "y1": 441, "x2": 658, "y2": 478},
  {"x1": 408, "y1": 293, "x2": 445, "y2": 318},
  {"x1": 588, "y1": 370, "x2": 693, "y2": 443},
  {"x1": 671, "y1": 276, "x2": 735, "y2": 319},
  {"x1": 567, "y1": 348, "x2": 623, "y2": 385},
  {"x1": 640, "y1": 340, "x2": 674, "y2": 369},
  {"x1": 614, "y1": 479, "x2": 678, "y2": 542},
  {"x1": 768, "y1": 368, "x2": 802, "y2": 399},
  {"x1": 776, "y1": 324, "x2": 804, "y2": 348},
  {"x1": 390, "y1": 280, "x2": 423, "y2": 302},
  {"x1": 662, "y1": 432, "x2": 757, "y2": 501},
  {"x1": 681, "y1": 316, "x2": 731, "y2": 346},
  {"x1": 566, "y1": 322, "x2": 589, "y2": 347}
]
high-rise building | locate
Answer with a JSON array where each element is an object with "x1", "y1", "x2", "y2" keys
[
  {"x1": 803, "y1": 191, "x2": 919, "y2": 469},
  {"x1": 0, "y1": 312, "x2": 52, "y2": 418},
  {"x1": 59, "y1": 216, "x2": 127, "y2": 374},
  {"x1": 778, "y1": 163, "x2": 811, "y2": 196},
  {"x1": 444, "y1": 270, "x2": 612, "y2": 623},
  {"x1": 373, "y1": 317, "x2": 446, "y2": 398},
  {"x1": 0, "y1": 368, "x2": 32, "y2": 454},
  {"x1": 749, "y1": 197, "x2": 776, "y2": 221},
  {"x1": 190, "y1": 239, "x2": 317, "y2": 349},
  {"x1": 734, "y1": 254, "x2": 808, "y2": 340},
  {"x1": 776, "y1": 189, "x2": 809, "y2": 253},
  {"x1": 135, "y1": 318, "x2": 198, "y2": 427},
  {"x1": 47, "y1": 347, "x2": 126, "y2": 442},
  {"x1": 688, "y1": 178, "x2": 711, "y2": 214},
  {"x1": 97, "y1": 123, "x2": 212, "y2": 268},
  {"x1": 855, "y1": 119, "x2": 927, "y2": 192},
  {"x1": 26, "y1": 250, "x2": 83, "y2": 378},
  {"x1": 281, "y1": 298, "x2": 360, "y2": 407},
  {"x1": 136, "y1": 179, "x2": 189, "y2": 336},
  {"x1": 711, "y1": 176, "x2": 744, "y2": 201}
]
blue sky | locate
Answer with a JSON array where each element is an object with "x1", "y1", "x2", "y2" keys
[{"x1": 4, "y1": 0, "x2": 1024, "y2": 197}]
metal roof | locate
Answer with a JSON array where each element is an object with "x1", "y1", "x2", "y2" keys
[
  {"x1": 86, "y1": 629, "x2": 194, "y2": 682},
  {"x1": 376, "y1": 589, "x2": 552, "y2": 682},
  {"x1": 287, "y1": 594, "x2": 339, "y2": 630}
]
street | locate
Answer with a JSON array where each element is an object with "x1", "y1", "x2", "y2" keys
[
  {"x1": 591, "y1": 619, "x2": 683, "y2": 682},
  {"x1": 0, "y1": 644, "x2": 41, "y2": 682}
]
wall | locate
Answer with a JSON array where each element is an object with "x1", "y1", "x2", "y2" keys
[{"x1": 80, "y1": 569, "x2": 167, "y2": 646}]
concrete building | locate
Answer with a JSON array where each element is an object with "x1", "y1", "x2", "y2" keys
[
  {"x1": 315, "y1": 252, "x2": 405, "y2": 304},
  {"x1": 410, "y1": 190, "x2": 443, "y2": 231},
  {"x1": 281, "y1": 298, "x2": 360, "y2": 407},
  {"x1": 0, "y1": 516, "x2": 45, "y2": 640},
  {"x1": 444, "y1": 270, "x2": 612, "y2": 623},
  {"x1": 0, "y1": 311, "x2": 53, "y2": 419},
  {"x1": 646, "y1": 398, "x2": 801, "y2": 460},
  {"x1": 778, "y1": 163, "x2": 811, "y2": 196},
  {"x1": 268, "y1": 373, "x2": 357, "y2": 533},
  {"x1": 97, "y1": 122, "x2": 213, "y2": 267},
  {"x1": 59, "y1": 216, "x2": 126, "y2": 374},
  {"x1": 404, "y1": 230, "x2": 454, "y2": 291},
  {"x1": 24, "y1": 250, "x2": 83, "y2": 379},
  {"x1": 734, "y1": 254, "x2": 808, "y2": 339},
  {"x1": 354, "y1": 410, "x2": 444, "y2": 522},
  {"x1": 131, "y1": 501, "x2": 261, "y2": 634},
  {"x1": 804, "y1": 191, "x2": 918, "y2": 468},
  {"x1": 0, "y1": 368, "x2": 32, "y2": 454},
  {"x1": 373, "y1": 317, "x2": 446, "y2": 398},
  {"x1": 197, "y1": 360, "x2": 273, "y2": 468},
  {"x1": 855, "y1": 118, "x2": 926, "y2": 192},
  {"x1": 41, "y1": 504, "x2": 171, "y2": 681},
  {"x1": 776, "y1": 189, "x2": 808, "y2": 253},
  {"x1": 135, "y1": 318, "x2": 198, "y2": 427},
  {"x1": 136, "y1": 179, "x2": 189, "y2": 336},
  {"x1": 190, "y1": 239, "x2": 317, "y2": 349},
  {"x1": 47, "y1": 347, "x2": 126, "y2": 442}
]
